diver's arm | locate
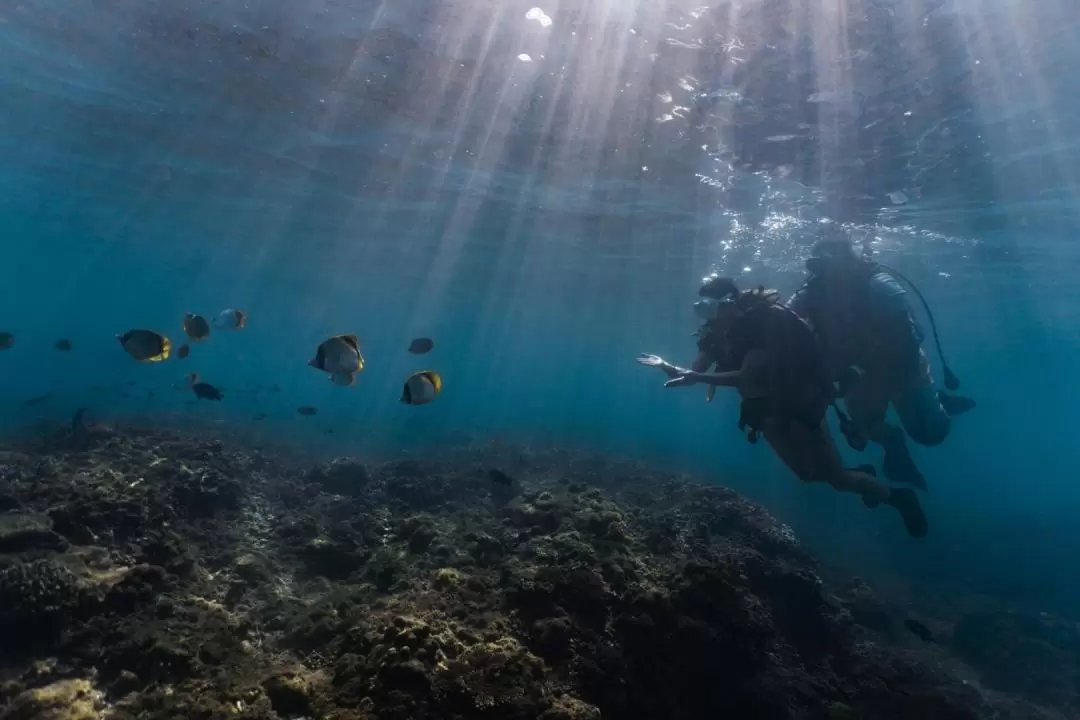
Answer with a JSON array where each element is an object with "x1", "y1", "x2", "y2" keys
[
  {"x1": 678, "y1": 369, "x2": 744, "y2": 387},
  {"x1": 699, "y1": 348, "x2": 768, "y2": 385},
  {"x1": 663, "y1": 351, "x2": 714, "y2": 375},
  {"x1": 638, "y1": 350, "x2": 714, "y2": 377},
  {"x1": 690, "y1": 351, "x2": 714, "y2": 373},
  {"x1": 666, "y1": 350, "x2": 769, "y2": 394}
]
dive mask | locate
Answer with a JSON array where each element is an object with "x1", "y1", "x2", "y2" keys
[{"x1": 693, "y1": 297, "x2": 722, "y2": 320}]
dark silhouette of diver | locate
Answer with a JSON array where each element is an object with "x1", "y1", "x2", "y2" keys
[
  {"x1": 787, "y1": 231, "x2": 975, "y2": 490},
  {"x1": 638, "y1": 275, "x2": 929, "y2": 537}
]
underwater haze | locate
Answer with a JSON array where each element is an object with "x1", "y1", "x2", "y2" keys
[{"x1": 1, "y1": 0, "x2": 1079, "y2": 620}]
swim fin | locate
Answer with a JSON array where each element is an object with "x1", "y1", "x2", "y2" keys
[
  {"x1": 938, "y1": 391, "x2": 976, "y2": 417},
  {"x1": 881, "y1": 429, "x2": 928, "y2": 491},
  {"x1": 887, "y1": 487, "x2": 928, "y2": 538}
]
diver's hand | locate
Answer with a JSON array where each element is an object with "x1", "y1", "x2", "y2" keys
[
  {"x1": 636, "y1": 354, "x2": 681, "y2": 379},
  {"x1": 664, "y1": 369, "x2": 699, "y2": 388}
]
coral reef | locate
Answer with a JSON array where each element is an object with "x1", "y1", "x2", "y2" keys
[
  {"x1": 0, "y1": 560, "x2": 88, "y2": 659},
  {"x1": 0, "y1": 424, "x2": 1067, "y2": 719}
]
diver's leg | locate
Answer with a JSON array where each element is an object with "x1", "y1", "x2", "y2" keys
[
  {"x1": 762, "y1": 420, "x2": 927, "y2": 537},
  {"x1": 843, "y1": 375, "x2": 891, "y2": 443},
  {"x1": 892, "y1": 350, "x2": 951, "y2": 447},
  {"x1": 762, "y1": 421, "x2": 888, "y2": 504},
  {"x1": 846, "y1": 375, "x2": 926, "y2": 490}
]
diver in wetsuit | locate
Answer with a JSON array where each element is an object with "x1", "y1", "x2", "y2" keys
[
  {"x1": 637, "y1": 275, "x2": 929, "y2": 538},
  {"x1": 787, "y1": 233, "x2": 976, "y2": 490}
]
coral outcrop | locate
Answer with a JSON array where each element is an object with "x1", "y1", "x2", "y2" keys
[{"x1": 0, "y1": 425, "x2": 1065, "y2": 719}]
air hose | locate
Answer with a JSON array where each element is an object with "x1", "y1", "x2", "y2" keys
[{"x1": 877, "y1": 264, "x2": 960, "y2": 391}]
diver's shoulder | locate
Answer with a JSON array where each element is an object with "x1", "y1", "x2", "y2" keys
[{"x1": 867, "y1": 268, "x2": 906, "y2": 296}]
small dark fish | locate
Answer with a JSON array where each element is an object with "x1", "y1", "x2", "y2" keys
[
  {"x1": 147, "y1": 389, "x2": 155, "y2": 399},
  {"x1": 177, "y1": 344, "x2": 190, "y2": 359},
  {"x1": 54, "y1": 338, "x2": 73, "y2": 352},
  {"x1": 488, "y1": 468, "x2": 514, "y2": 486},
  {"x1": 253, "y1": 413, "x2": 269, "y2": 421},
  {"x1": 270, "y1": 384, "x2": 281, "y2": 393},
  {"x1": 22, "y1": 394, "x2": 51, "y2": 407},
  {"x1": 0, "y1": 332, "x2": 13, "y2": 350},
  {"x1": 192, "y1": 382, "x2": 224, "y2": 401},
  {"x1": 71, "y1": 408, "x2": 88, "y2": 429},
  {"x1": 118, "y1": 329, "x2": 171, "y2": 362},
  {"x1": 408, "y1": 337, "x2": 435, "y2": 354},
  {"x1": 182, "y1": 313, "x2": 211, "y2": 341},
  {"x1": 297, "y1": 406, "x2": 317, "y2": 416},
  {"x1": 904, "y1": 618, "x2": 935, "y2": 643}
]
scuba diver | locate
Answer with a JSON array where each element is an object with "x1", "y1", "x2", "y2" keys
[
  {"x1": 788, "y1": 231, "x2": 976, "y2": 490},
  {"x1": 637, "y1": 274, "x2": 929, "y2": 538}
]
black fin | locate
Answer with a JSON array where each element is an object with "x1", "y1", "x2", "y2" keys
[
  {"x1": 938, "y1": 391, "x2": 976, "y2": 417},
  {"x1": 881, "y1": 430, "x2": 927, "y2": 490},
  {"x1": 887, "y1": 488, "x2": 928, "y2": 538}
]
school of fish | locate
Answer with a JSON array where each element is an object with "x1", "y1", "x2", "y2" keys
[{"x1": 1, "y1": 310, "x2": 442, "y2": 416}]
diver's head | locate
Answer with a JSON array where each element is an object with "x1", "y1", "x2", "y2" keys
[
  {"x1": 699, "y1": 273, "x2": 739, "y2": 300},
  {"x1": 694, "y1": 274, "x2": 739, "y2": 320},
  {"x1": 805, "y1": 230, "x2": 862, "y2": 276}
]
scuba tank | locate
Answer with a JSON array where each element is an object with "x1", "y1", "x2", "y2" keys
[
  {"x1": 796, "y1": 236, "x2": 964, "y2": 451},
  {"x1": 875, "y1": 263, "x2": 960, "y2": 391},
  {"x1": 798, "y1": 239, "x2": 962, "y2": 392}
]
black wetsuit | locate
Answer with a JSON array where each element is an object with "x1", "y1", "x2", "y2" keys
[{"x1": 698, "y1": 300, "x2": 832, "y2": 436}]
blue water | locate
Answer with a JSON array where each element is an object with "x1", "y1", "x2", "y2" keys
[{"x1": 2, "y1": 0, "x2": 1079, "y2": 616}]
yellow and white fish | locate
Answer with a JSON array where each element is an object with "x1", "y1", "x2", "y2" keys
[
  {"x1": 401, "y1": 370, "x2": 442, "y2": 406},
  {"x1": 214, "y1": 308, "x2": 247, "y2": 330},
  {"x1": 309, "y1": 334, "x2": 364, "y2": 385}
]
